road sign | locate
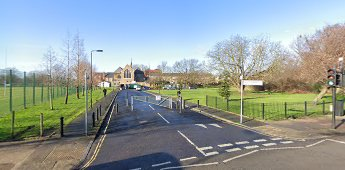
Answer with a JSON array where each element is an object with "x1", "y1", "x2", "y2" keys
[{"x1": 243, "y1": 80, "x2": 263, "y2": 86}]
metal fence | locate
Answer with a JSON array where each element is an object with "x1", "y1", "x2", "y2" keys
[
  {"x1": 133, "y1": 95, "x2": 173, "y2": 109},
  {"x1": 205, "y1": 95, "x2": 332, "y2": 121},
  {"x1": 0, "y1": 69, "x2": 77, "y2": 116}
]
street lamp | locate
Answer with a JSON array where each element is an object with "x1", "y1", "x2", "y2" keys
[{"x1": 90, "y1": 49, "x2": 103, "y2": 108}]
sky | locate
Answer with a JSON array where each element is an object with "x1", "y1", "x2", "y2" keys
[{"x1": 1, "y1": 0, "x2": 345, "y2": 72}]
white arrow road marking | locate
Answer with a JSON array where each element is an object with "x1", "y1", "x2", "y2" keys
[
  {"x1": 209, "y1": 123, "x2": 222, "y2": 128},
  {"x1": 262, "y1": 143, "x2": 277, "y2": 147},
  {"x1": 218, "y1": 143, "x2": 233, "y2": 148},
  {"x1": 254, "y1": 139, "x2": 267, "y2": 143},
  {"x1": 271, "y1": 138, "x2": 282, "y2": 141},
  {"x1": 226, "y1": 148, "x2": 241, "y2": 153},
  {"x1": 235, "y1": 141, "x2": 249, "y2": 145},
  {"x1": 280, "y1": 141, "x2": 294, "y2": 144},
  {"x1": 195, "y1": 124, "x2": 207, "y2": 129}
]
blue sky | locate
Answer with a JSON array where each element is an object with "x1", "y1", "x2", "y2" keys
[{"x1": 1, "y1": 0, "x2": 345, "y2": 72}]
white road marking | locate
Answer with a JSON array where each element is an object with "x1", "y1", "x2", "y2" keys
[
  {"x1": 271, "y1": 137, "x2": 282, "y2": 141},
  {"x1": 226, "y1": 148, "x2": 241, "y2": 153},
  {"x1": 205, "y1": 151, "x2": 219, "y2": 156},
  {"x1": 262, "y1": 143, "x2": 277, "y2": 147},
  {"x1": 223, "y1": 150, "x2": 259, "y2": 163},
  {"x1": 327, "y1": 139, "x2": 345, "y2": 144},
  {"x1": 177, "y1": 130, "x2": 207, "y2": 156},
  {"x1": 129, "y1": 168, "x2": 141, "y2": 170},
  {"x1": 244, "y1": 145, "x2": 259, "y2": 149},
  {"x1": 260, "y1": 146, "x2": 304, "y2": 151},
  {"x1": 235, "y1": 141, "x2": 249, "y2": 145},
  {"x1": 280, "y1": 141, "x2": 294, "y2": 144},
  {"x1": 157, "y1": 113, "x2": 170, "y2": 124},
  {"x1": 152, "y1": 161, "x2": 171, "y2": 167},
  {"x1": 218, "y1": 143, "x2": 233, "y2": 147},
  {"x1": 198, "y1": 146, "x2": 213, "y2": 151},
  {"x1": 209, "y1": 123, "x2": 222, "y2": 128},
  {"x1": 254, "y1": 139, "x2": 267, "y2": 143},
  {"x1": 149, "y1": 105, "x2": 155, "y2": 110},
  {"x1": 179, "y1": 157, "x2": 197, "y2": 162},
  {"x1": 306, "y1": 139, "x2": 326, "y2": 147},
  {"x1": 160, "y1": 162, "x2": 219, "y2": 170},
  {"x1": 195, "y1": 124, "x2": 207, "y2": 129}
]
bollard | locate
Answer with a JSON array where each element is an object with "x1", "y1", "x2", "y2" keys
[
  {"x1": 97, "y1": 110, "x2": 100, "y2": 121},
  {"x1": 262, "y1": 103, "x2": 265, "y2": 120},
  {"x1": 96, "y1": 107, "x2": 99, "y2": 118},
  {"x1": 131, "y1": 96, "x2": 134, "y2": 111},
  {"x1": 100, "y1": 105, "x2": 102, "y2": 116},
  {"x1": 179, "y1": 97, "x2": 182, "y2": 113},
  {"x1": 60, "y1": 117, "x2": 64, "y2": 137},
  {"x1": 197, "y1": 100, "x2": 200, "y2": 108},
  {"x1": 183, "y1": 99, "x2": 186, "y2": 109},
  {"x1": 304, "y1": 101, "x2": 307, "y2": 116},
  {"x1": 116, "y1": 103, "x2": 119, "y2": 113},
  {"x1": 322, "y1": 100, "x2": 325, "y2": 115},
  {"x1": 226, "y1": 99, "x2": 229, "y2": 111},
  {"x1": 126, "y1": 99, "x2": 129, "y2": 107},
  {"x1": 40, "y1": 113, "x2": 44, "y2": 137},
  {"x1": 284, "y1": 102, "x2": 287, "y2": 119},
  {"x1": 92, "y1": 112, "x2": 96, "y2": 127},
  {"x1": 206, "y1": 95, "x2": 208, "y2": 106}
]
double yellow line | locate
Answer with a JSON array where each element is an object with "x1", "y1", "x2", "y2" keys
[{"x1": 82, "y1": 104, "x2": 116, "y2": 169}]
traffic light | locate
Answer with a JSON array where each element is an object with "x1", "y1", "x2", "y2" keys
[
  {"x1": 327, "y1": 69, "x2": 336, "y2": 87},
  {"x1": 336, "y1": 72, "x2": 343, "y2": 87}
]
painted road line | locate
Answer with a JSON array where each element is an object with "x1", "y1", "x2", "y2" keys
[
  {"x1": 179, "y1": 157, "x2": 197, "y2": 162},
  {"x1": 262, "y1": 143, "x2": 277, "y2": 147},
  {"x1": 271, "y1": 137, "x2": 282, "y2": 141},
  {"x1": 205, "y1": 151, "x2": 219, "y2": 156},
  {"x1": 280, "y1": 141, "x2": 294, "y2": 144},
  {"x1": 152, "y1": 161, "x2": 171, "y2": 167},
  {"x1": 223, "y1": 150, "x2": 259, "y2": 163},
  {"x1": 149, "y1": 105, "x2": 155, "y2": 110},
  {"x1": 327, "y1": 139, "x2": 345, "y2": 144},
  {"x1": 157, "y1": 113, "x2": 170, "y2": 124},
  {"x1": 244, "y1": 145, "x2": 259, "y2": 149},
  {"x1": 129, "y1": 168, "x2": 141, "y2": 170},
  {"x1": 160, "y1": 162, "x2": 219, "y2": 170},
  {"x1": 306, "y1": 139, "x2": 326, "y2": 148},
  {"x1": 218, "y1": 143, "x2": 233, "y2": 148},
  {"x1": 260, "y1": 146, "x2": 304, "y2": 151},
  {"x1": 198, "y1": 146, "x2": 213, "y2": 151},
  {"x1": 195, "y1": 124, "x2": 207, "y2": 129},
  {"x1": 226, "y1": 148, "x2": 241, "y2": 153},
  {"x1": 235, "y1": 141, "x2": 249, "y2": 145},
  {"x1": 177, "y1": 130, "x2": 206, "y2": 156},
  {"x1": 209, "y1": 123, "x2": 222, "y2": 128},
  {"x1": 254, "y1": 139, "x2": 267, "y2": 143}
]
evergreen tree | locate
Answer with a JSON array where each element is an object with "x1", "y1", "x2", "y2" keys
[{"x1": 218, "y1": 72, "x2": 231, "y2": 100}]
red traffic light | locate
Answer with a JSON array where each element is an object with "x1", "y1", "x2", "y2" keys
[
  {"x1": 328, "y1": 69, "x2": 335, "y2": 74},
  {"x1": 328, "y1": 75, "x2": 335, "y2": 80}
]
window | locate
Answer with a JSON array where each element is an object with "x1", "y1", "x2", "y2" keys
[{"x1": 124, "y1": 69, "x2": 131, "y2": 78}]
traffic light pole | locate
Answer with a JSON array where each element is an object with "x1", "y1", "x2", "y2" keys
[{"x1": 332, "y1": 87, "x2": 336, "y2": 129}]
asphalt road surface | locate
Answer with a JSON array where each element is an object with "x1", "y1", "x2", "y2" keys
[{"x1": 82, "y1": 90, "x2": 345, "y2": 170}]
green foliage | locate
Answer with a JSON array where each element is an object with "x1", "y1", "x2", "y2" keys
[{"x1": 218, "y1": 73, "x2": 231, "y2": 99}]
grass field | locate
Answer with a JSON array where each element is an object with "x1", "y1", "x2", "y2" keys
[
  {"x1": 0, "y1": 87, "x2": 113, "y2": 141},
  {"x1": 150, "y1": 88, "x2": 334, "y2": 120}
]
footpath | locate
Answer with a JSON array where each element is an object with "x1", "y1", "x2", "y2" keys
[
  {"x1": 0, "y1": 91, "x2": 116, "y2": 170},
  {"x1": 190, "y1": 104, "x2": 345, "y2": 140}
]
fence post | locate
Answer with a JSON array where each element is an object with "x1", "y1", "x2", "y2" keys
[
  {"x1": 322, "y1": 100, "x2": 325, "y2": 114},
  {"x1": 215, "y1": 97, "x2": 218, "y2": 108},
  {"x1": 40, "y1": 113, "x2": 44, "y2": 137},
  {"x1": 304, "y1": 101, "x2": 307, "y2": 116},
  {"x1": 92, "y1": 112, "x2": 96, "y2": 127},
  {"x1": 206, "y1": 95, "x2": 208, "y2": 106},
  {"x1": 24, "y1": 72, "x2": 26, "y2": 109},
  {"x1": 262, "y1": 103, "x2": 265, "y2": 120},
  {"x1": 197, "y1": 100, "x2": 200, "y2": 108},
  {"x1": 284, "y1": 102, "x2": 287, "y2": 119},
  {"x1": 33, "y1": 73, "x2": 36, "y2": 105},
  {"x1": 11, "y1": 111, "x2": 15, "y2": 138},
  {"x1": 9, "y1": 70, "x2": 13, "y2": 113},
  {"x1": 227, "y1": 99, "x2": 229, "y2": 111},
  {"x1": 60, "y1": 117, "x2": 64, "y2": 137},
  {"x1": 41, "y1": 83, "x2": 44, "y2": 103}
]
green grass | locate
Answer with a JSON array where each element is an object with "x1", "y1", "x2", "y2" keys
[
  {"x1": 150, "y1": 88, "x2": 333, "y2": 120},
  {"x1": 0, "y1": 88, "x2": 113, "y2": 141}
]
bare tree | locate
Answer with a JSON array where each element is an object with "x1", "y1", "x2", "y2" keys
[
  {"x1": 157, "y1": 61, "x2": 171, "y2": 73},
  {"x1": 207, "y1": 35, "x2": 285, "y2": 89},
  {"x1": 72, "y1": 32, "x2": 87, "y2": 99},
  {"x1": 42, "y1": 46, "x2": 56, "y2": 110},
  {"x1": 62, "y1": 31, "x2": 72, "y2": 104}
]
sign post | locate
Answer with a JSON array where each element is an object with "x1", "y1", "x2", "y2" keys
[{"x1": 240, "y1": 78, "x2": 263, "y2": 124}]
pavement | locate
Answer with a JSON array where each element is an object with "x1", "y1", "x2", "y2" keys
[
  {"x1": 1, "y1": 89, "x2": 345, "y2": 170},
  {"x1": 0, "y1": 91, "x2": 117, "y2": 170}
]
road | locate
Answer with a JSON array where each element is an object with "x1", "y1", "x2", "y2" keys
[{"x1": 82, "y1": 90, "x2": 345, "y2": 170}]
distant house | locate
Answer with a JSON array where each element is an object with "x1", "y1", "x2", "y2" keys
[{"x1": 98, "y1": 81, "x2": 111, "y2": 87}]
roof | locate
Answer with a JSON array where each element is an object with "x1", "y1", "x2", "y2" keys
[{"x1": 114, "y1": 67, "x2": 122, "y2": 73}]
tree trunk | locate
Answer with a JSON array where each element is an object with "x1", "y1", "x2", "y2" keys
[
  {"x1": 313, "y1": 86, "x2": 329, "y2": 104},
  {"x1": 76, "y1": 86, "x2": 80, "y2": 99},
  {"x1": 65, "y1": 86, "x2": 68, "y2": 104}
]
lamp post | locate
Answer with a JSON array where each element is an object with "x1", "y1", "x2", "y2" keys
[{"x1": 90, "y1": 49, "x2": 103, "y2": 108}]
